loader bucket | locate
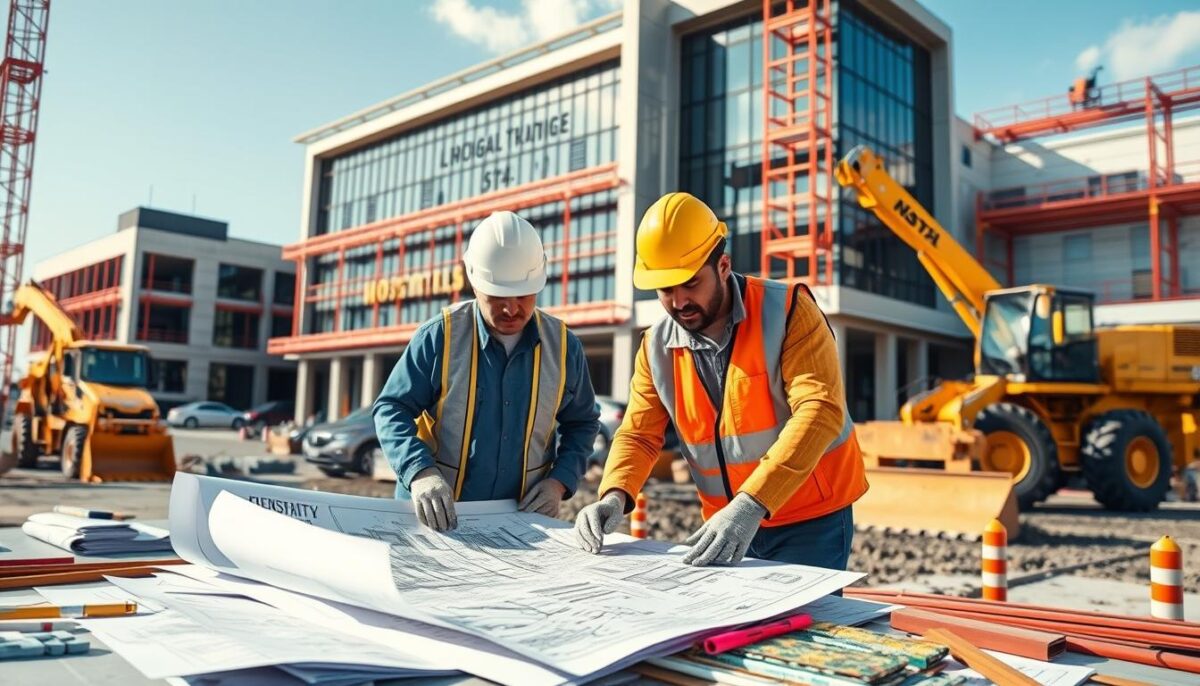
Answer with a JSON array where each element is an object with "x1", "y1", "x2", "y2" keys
[
  {"x1": 856, "y1": 468, "x2": 1020, "y2": 540},
  {"x1": 80, "y1": 430, "x2": 176, "y2": 483}
]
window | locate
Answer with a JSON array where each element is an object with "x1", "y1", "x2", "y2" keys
[
  {"x1": 217, "y1": 264, "x2": 263, "y2": 301},
  {"x1": 961, "y1": 145, "x2": 972, "y2": 168},
  {"x1": 208, "y1": 363, "x2": 254, "y2": 410},
  {"x1": 271, "y1": 313, "x2": 293, "y2": 338},
  {"x1": 273, "y1": 272, "x2": 295, "y2": 306},
  {"x1": 213, "y1": 308, "x2": 260, "y2": 349},
  {"x1": 315, "y1": 61, "x2": 619, "y2": 234},
  {"x1": 137, "y1": 303, "x2": 190, "y2": 343},
  {"x1": 150, "y1": 359, "x2": 187, "y2": 394},
  {"x1": 142, "y1": 254, "x2": 193, "y2": 294},
  {"x1": 834, "y1": 0, "x2": 935, "y2": 306}
]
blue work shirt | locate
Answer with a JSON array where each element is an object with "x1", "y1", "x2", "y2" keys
[{"x1": 373, "y1": 305, "x2": 600, "y2": 501}]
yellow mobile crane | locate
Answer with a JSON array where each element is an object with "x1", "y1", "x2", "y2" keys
[
  {"x1": 836, "y1": 146, "x2": 1200, "y2": 517},
  {"x1": 4, "y1": 281, "x2": 175, "y2": 482}
]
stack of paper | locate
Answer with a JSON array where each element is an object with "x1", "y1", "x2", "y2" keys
[
  {"x1": 21, "y1": 512, "x2": 172, "y2": 554},
  {"x1": 144, "y1": 473, "x2": 864, "y2": 686}
]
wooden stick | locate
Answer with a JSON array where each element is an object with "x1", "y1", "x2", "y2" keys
[
  {"x1": 925, "y1": 628, "x2": 1039, "y2": 686},
  {"x1": 0, "y1": 558, "x2": 184, "y2": 578},
  {"x1": 0, "y1": 564, "x2": 172, "y2": 589},
  {"x1": 1088, "y1": 674, "x2": 1156, "y2": 686}
]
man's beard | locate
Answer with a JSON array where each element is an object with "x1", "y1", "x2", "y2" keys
[{"x1": 670, "y1": 287, "x2": 725, "y2": 333}]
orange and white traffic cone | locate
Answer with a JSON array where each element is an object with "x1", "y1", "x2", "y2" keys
[
  {"x1": 1151, "y1": 535, "x2": 1184, "y2": 620},
  {"x1": 982, "y1": 518, "x2": 1007, "y2": 602},
  {"x1": 630, "y1": 493, "x2": 648, "y2": 539}
]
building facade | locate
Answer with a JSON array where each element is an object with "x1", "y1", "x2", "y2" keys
[
  {"x1": 273, "y1": 0, "x2": 973, "y2": 426},
  {"x1": 31, "y1": 207, "x2": 297, "y2": 411},
  {"x1": 962, "y1": 103, "x2": 1200, "y2": 327}
]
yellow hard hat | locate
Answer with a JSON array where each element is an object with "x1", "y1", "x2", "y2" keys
[{"x1": 633, "y1": 192, "x2": 728, "y2": 290}]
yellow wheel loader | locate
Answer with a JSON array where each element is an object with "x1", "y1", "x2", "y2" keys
[
  {"x1": 835, "y1": 146, "x2": 1200, "y2": 525},
  {"x1": 6, "y1": 281, "x2": 175, "y2": 482}
]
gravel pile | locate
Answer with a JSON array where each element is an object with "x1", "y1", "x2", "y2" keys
[{"x1": 306, "y1": 474, "x2": 1200, "y2": 593}]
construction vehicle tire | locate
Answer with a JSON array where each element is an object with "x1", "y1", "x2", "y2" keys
[
  {"x1": 60, "y1": 424, "x2": 87, "y2": 479},
  {"x1": 13, "y1": 413, "x2": 38, "y2": 468},
  {"x1": 1080, "y1": 410, "x2": 1172, "y2": 512},
  {"x1": 975, "y1": 403, "x2": 1060, "y2": 509}
]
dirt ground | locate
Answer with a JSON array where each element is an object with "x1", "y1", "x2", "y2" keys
[{"x1": 302, "y1": 472, "x2": 1200, "y2": 594}]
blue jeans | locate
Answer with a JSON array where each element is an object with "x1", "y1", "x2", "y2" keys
[{"x1": 747, "y1": 505, "x2": 854, "y2": 571}]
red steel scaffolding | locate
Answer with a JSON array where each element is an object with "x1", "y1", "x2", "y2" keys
[
  {"x1": 760, "y1": 0, "x2": 835, "y2": 285},
  {"x1": 0, "y1": 0, "x2": 48, "y2": 417},
  {"x1": 974, "y1": 65, "x2": 1200, "y2": 302}
]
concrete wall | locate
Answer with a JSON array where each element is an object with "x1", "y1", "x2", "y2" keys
[
  {"x1": 131, "y1": 227, "x2": 295, "y2": 408},
  {"x1": 988, "y1": 115, "x2": 1200, "y2": 190}
]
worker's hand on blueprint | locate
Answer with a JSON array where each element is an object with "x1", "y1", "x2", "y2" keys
[
  {"x1": 573, "y1": 490, "x2": 627, "y2": 554},
  {"x1": 519, "y1": 478, "x2": 567, "y2": 517},
  {"x1": 410, "y1": 467, "x2": 457, "y2": 531},
  {"x1": 681, "y1": 493, "x2": 767, "y2": 566}
]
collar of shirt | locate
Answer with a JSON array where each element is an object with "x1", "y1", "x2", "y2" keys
[
  {"x1": 473, "y1": 301, "x2": 541, "y2": 353},
  {"x1": 662, "y1": 274, "x2": 747, "y2": 351}
]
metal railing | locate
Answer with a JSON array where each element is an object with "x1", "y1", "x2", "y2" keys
[
  {"x1": 980, "y1": 161, "x2": 1200, "y2": 211},
  {"x1": 974, "y1": 65, "x2": 1200, "y2": 132}
]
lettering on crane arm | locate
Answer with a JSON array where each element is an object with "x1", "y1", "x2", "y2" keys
[{"x1": 893, "y1": 198, "x2": 940, "y2": 247}]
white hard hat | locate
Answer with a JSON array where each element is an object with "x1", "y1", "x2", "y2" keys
[{"x1": 463, "y1": 211, "x2": 547, "y2": 297}]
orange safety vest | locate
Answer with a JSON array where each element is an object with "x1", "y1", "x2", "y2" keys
[{"x1": 645, "y1": 275, "x2": 867, "y2": 527}]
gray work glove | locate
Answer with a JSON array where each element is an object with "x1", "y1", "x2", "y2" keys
[
  {"x1": 573, "y1": 490, "x2": 627, "y2": 554},
  {"x1": 681, "y1": 492, "x2": 767, "y2": 566},
  {"x1": 519, "y1": 478, "x2": 567, "y2": 518},
  {"x1": 410, "y1": 467, "x2": 457, "y2": 531}
]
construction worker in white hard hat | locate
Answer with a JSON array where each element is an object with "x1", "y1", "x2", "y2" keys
[
  {"x1": 574, "y1": 192, "x2": 868, "y2": 568},
  {"x1": 373, "y1": 210, "x2": 601, "y2": 531}
]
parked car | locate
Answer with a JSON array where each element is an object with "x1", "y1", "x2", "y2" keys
[
  {"x1": 242, "y1": 400, "x2": 295, "y2": 430},
  {"x1": 287, "y1": 409, "x2": 328, "y2": 454},
  {"x1": 167, "y1": 401, "x2": 245, "y2": 429},
  {"x1": 303, "y1": 407, "x2": 379, "y2": 477}
]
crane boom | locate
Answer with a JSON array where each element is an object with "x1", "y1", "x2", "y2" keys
[
  {"x1": 9, "y1": 280, "x2": 81, "y2": 345},
  {"x1": 835, "y1": 145, "x2": 1000, "y2": 337}
]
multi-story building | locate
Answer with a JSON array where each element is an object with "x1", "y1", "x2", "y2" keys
[
  {"x1": 272, "y1": 0, "x2": 971, "y2": 425},
  {"x1": 962, "y1": 66, "x2": 1200, "y2": 326},
  {"x1": 30, "y1": 207, "x2": 297, "y2": 411}
]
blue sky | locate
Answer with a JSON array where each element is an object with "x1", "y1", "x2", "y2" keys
[{"x1": 15, "y1": 0, "x2": 1200, "y2": 276}]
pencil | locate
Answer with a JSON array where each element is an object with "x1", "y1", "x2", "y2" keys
[{"x1": 0, "y1": 602, "x2": 137, "y2": 619}]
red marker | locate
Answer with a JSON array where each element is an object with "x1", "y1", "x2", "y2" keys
[{"x1": 702, "y1": 613, "x2": 813, "y2": 655}]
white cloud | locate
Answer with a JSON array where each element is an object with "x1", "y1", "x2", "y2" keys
[
  {"x1": 1082, "y1": 10, "x2": 1200, "y2": 81},
  {"x1": 429, "y1": 0, "x2": 525, "y2": 54},
  {"x1": 1075, "y1": 45, "x2": 1101, "y2": 74},
  {"x1": 429, "y1": 0, "x2": 616, "y2": 54}
]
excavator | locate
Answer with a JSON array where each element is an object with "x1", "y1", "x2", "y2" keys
[
  {"x1": 836, "y1": 146, "x2": 1200, "y2": 534},
  {"x1": 1, "y1": 280, "x2": 175, "y2": 482}
]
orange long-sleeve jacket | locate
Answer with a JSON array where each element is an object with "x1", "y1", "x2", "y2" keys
[{"x1": 599, "y1": 288, "x2": 857, "y2": 517}]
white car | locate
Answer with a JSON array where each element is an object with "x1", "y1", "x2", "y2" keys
[{"x1": 167, "y1": 401, "x2": 245, "y2": 429}]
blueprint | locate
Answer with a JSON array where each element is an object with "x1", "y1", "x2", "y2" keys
[{"x1": 170, "y1": 472, "x2": 861, "y2": 678}]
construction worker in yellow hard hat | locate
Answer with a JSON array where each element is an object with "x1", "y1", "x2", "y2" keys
[
  {"x1": 574, "y1": 192, "x2": 868, "y2": 568},
  {"x1": 374, "y1": 211, "x2": 600, "y2": 532}
]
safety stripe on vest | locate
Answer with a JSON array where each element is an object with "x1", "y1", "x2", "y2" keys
[
  {"x1": 519, "y1": 312, "x2": 568, "y2": 498},
  {"x1": 431, "y1": 302, "x2": 566, "y2": 500},
  {"x1": 645, "y1": 276, "x2": 850, "y2": 502},
  {"x1": 680, "y1": 407, "x2": 856, "y2": 497},
  {"x1": 434, "y1": 302, "x2": 479, "y2": 499}
]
